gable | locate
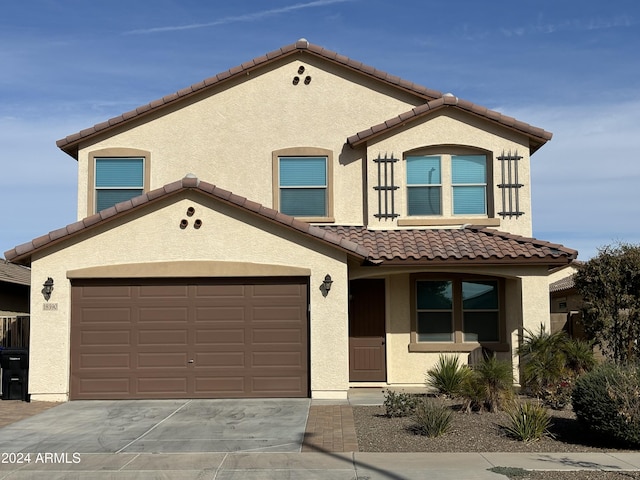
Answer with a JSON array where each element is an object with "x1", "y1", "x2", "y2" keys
[
  {"x1": 5, "y1": 176, "x2": 368, "y2": 266},
  {"x1": 57, "y1": 39, "x2": 440, "y2": 159}
]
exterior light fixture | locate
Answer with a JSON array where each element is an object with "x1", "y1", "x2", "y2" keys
[
  {"x1": 42, "y1": 277, "x2": 54, "y2": 301},
  {"x1": 322, "y1": 274, "x2": 333, "y2": 295}
]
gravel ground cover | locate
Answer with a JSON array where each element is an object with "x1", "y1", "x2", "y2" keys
[{"x1": 353, "y1": 402, "x2": 640, "y2": 480}]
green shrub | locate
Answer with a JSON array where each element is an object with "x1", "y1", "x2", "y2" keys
[
  {"x1": 411, "y1": 398, "x2": 453, "y2": 437},
  {"x1": 503, "y1": 401, "x2": 551, "y2": 443},
  {"x1": 383, "y1": 390, "x2": 417, "y2": 418},
  {"x1": 572, "y1": 362, "x2": 640, "y2": 447},
  {"x1": 474, "y1": 355, "x2": 514, "y2": 413},
  {"x1": 426, "y1": 355, "x2": 471, "y2": 397},
  {"x1": 518, "y1": 325, "x2": 569, "y2": 396},
  {"x1": 458, "y1": 356, "x2": 514, "y2": 413},
  {"x1": 518, "y1": 325, "x2": 596, "y2": 409}
]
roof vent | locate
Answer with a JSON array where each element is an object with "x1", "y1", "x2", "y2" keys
[{"x1": 296, "y1": 38, "x2": 310, "y2": 49}]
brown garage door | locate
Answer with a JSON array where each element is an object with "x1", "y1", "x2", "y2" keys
[{"x1": 70, "y1": 277, "x2": 309, "y2": 399}]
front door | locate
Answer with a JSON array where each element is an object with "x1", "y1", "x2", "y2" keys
[{"x1": 349, "y1": 279, "x2": 386, "y2": 382}]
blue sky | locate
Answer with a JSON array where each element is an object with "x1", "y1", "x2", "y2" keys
[{"x1": 1, "y1": 0, "x2": 639, "y2": 260}]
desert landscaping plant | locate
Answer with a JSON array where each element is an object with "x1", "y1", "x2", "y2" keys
[
  {"x1": 572, "y1": 362, "x2": 640, "y2": 447},
  {"x1": 382, "y1": 389, "x2": 417, "y2": 418},
  {"x1": 503, "y1": 401, "x2": 552, "y2": 443},
  {"x1": 518, "y1": 325, "x2": 595, "y2": 408},
  {"x1": 426, "y1": 355, "x2": 470, "y2": 397},
  {"x1": 410, "y1": 397, "x2": 453, "y2": 437}
]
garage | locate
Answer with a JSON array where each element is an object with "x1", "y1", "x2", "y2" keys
[{"x1": 70, "y1": 277, "x2": 309, "y2": 399}]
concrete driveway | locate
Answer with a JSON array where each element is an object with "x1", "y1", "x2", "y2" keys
[{"x1": 0, "y1": 399, "x2": 310, "y2": 454}]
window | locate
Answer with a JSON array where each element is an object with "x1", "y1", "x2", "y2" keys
[
  {"x1": 272, "y1": 147, "x2": 334, "y2": 221},
  {"x1": 404, "y1": 150, "x2": 490, "y2": 219},
  {"x1": 407, "y1": 156, "x2": 441, "y2": 215},
  {"x1": 95, "y1": 158, "x2": 144, "y2": 212},
  {"x1": 279, "y1": 156, "x2": 327, "y2": 216},
  {"x1": 412, "y1": 275, "x2": 504, "y2": 351},
  {"x1": 452, "y1": 155, "x2": 486, "y2": 215},
  {"x1": 88, "y1": 148, "x2": 150, "y2": 215}
]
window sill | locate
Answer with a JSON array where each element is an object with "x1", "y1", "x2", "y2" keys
[
  {"x1": 408, "y1": 342, "x2": 510, "y2": 353},
  {"x1": 398, "y1": 218, "x2": 501, "y2": 227},
  {"x1": 297, "y1": 216, "x2": 335, "y2": 223}
]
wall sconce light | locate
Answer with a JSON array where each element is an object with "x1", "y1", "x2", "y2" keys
[
  {"x1": 321, "y1": 274, "x2": 333, "y2": 296},
  {"x1": 42, "y1": 277, "x2": 54, "y2": 301}
]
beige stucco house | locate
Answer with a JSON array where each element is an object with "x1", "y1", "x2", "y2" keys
[{"x1": 5, "y1": 39, "x2": 577, "y2": 402}]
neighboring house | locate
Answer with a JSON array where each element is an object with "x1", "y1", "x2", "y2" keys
[
  {"x1": 549, "y1": 262, "x2": 586, "y2": 339},
  {"x1": 0, "y1": 259, "x2": 30, "y2": 348},
  {"x1": 4, "y1": 39, "x2": 577, "y2": 402}
]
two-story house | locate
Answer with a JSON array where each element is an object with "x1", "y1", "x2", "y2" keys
[{"x1": 5, "y1": 39, "x2": 577, "y2": 402}]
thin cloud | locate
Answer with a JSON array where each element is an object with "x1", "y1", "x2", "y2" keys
[
  {"x1": 500, "y1": 14, "x2": 634, "y2": 37},
  {"x1": 124, "y1": 0, "x2": 355, "y2": 35}
]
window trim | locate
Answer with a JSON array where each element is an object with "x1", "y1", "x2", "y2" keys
[
  {"x1": 401, "y1": 146, "x2": 494, "y2": 224},
  {"x1": 272, "y1": 147, "x2": 334, "y2": 222},
  {"x1": 88, "y1": 148, "x2": 151, "y2": 214},
  {"x1": 409, "y1": 273, "x2": 508, "y2": 353}
]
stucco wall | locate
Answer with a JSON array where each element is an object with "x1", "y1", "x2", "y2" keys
[
  {"x1": 365, "y1": 109, "x2": 534, "y2": 237},
  {"x1": 76, "y1": 55, "x2": 425, "y2": 224},
  {"x1": 29, "y1": 191, "x2": 350, "y2": 401}
]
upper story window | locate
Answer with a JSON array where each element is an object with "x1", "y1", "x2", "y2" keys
[
  {"x1": 407, "y1": 156, "x2": 441, "y2": 215},
  {"x1": 272, "y1": 147, "x2": 334, "y2": 222},
  {"x1": 88, "y1": 148, "x2": 150, "y2": 214},
  {"x1": 279, "y1": 156, "x2": 327, "y2": 216},
  {"x1": 95, "y1": 158, "x2": 144, "y2": 212},
  {"x1": 451, "y1": 155, "x2": 487, "y2": 215},
  {"x1": 405, "y1": 149, "x2": 490, "y2": 218}
]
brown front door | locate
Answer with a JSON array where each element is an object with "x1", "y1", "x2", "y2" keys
[
  {"x1": 70, "y1": 277, "x2": 309, "y2": 399},
  {"x1": 349, "y1": 278, "x2": 386, "y2": 382}
]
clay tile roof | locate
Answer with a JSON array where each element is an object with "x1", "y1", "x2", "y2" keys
[
  {"x1": 550, "y1": 274, "x2": 576, "y2": 293},
  {"x1": 56, "y1": 39, "x2": 442, "y2": 158},
  {"x1": 320, "y1": 226, "x2": 577, "y2": 265},
  {"x1": 347, "y1": 97, "x2": 553, "y2": 152},
  {"x1": 3, "y1": 177, "x2": 370, "y2": 265},
  {"x1": 0, "y1": 259, "x2": 30, "y2": 286}
]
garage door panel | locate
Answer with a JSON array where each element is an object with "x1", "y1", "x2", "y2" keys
[
  {"x1": 194, "y1": 329, "x2": 245, "y2": 345},
  {"x1": 194, "y1": 377, "x2": 245, "y2": 394},
  {"x1": 252, "y1": 329, "x2": 302, "y2": 344},
  {"x1": 252, "y1": 377, "x2": 303, "y2": 394},
  {"x1": 252, "y1": 306, "x2": 306, "y2": 322},
  {"x1": 81, "y1": 330, "x2": 131, "y2": 346},
  {"x1": 76, "y1": 377, "x2": 131, "y2": 395},
  {"x1": 195, "y1": 306, "x2": 245, "y2": 321},
  {"x1": 138, "y1": 329, "x2": 188, "y2": 346},
  {"x1": 196, "y1": 352, "x2": 245, "y2": 367},
  {"x1": 137, "y1": 377, "x2": 188, "y2": 394},
  {"x1": 139, "y1": 307, "x2": 189, "y2": 322},
  {"x1": 195, "y1": 284, "x2": 245, "y2": 297},
  {"x1": 252, "y1": 284, "x2": 303, "y2": 297},
  {"x1": 137, "y1": 352, "x2": 188, "y2": 368},
  {"x1": 77, "y1": 286, "x2": 133, "y2": 299},
  {"x1": 79, "y1": 353, "x2": 131, "y2": 369},
  {"x1": 78, "y1": 307, "x2": 132, "y2": 323},
  {"x1": 251, "y1": 352, "x2": 303, "y2": 367},
  {"x1": 139, "y1": 284, "x2": 189, "y2": 298},
  {"x1": 71, "y1": 278, "x2": 309, "y2": 399}
]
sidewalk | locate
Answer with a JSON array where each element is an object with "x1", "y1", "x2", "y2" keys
[{"x1": 0, "y1": 451, "x2": 639, "y2": 479}]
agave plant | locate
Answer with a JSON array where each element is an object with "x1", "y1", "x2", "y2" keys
[{"x1": 426, "y1": 355, "x2": 470, "y2": 398}]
